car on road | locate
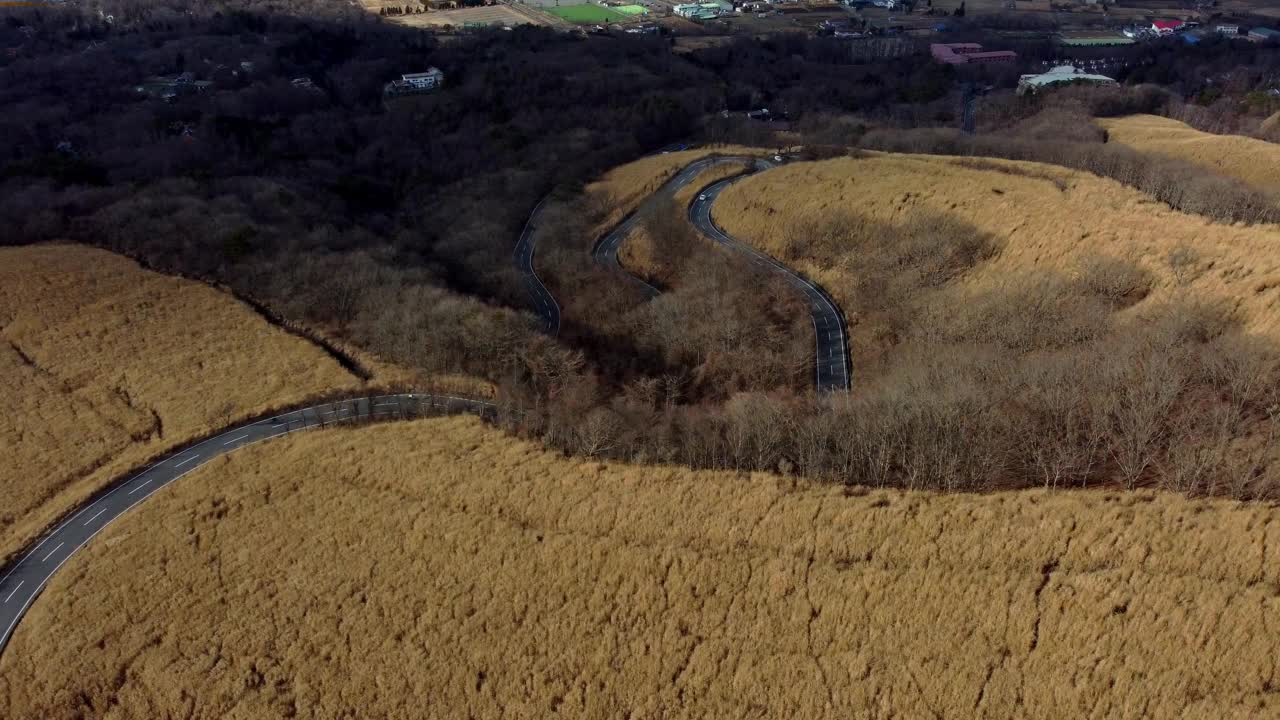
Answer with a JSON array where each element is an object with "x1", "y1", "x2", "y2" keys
[
  {"x1": 774, "y1": 154, "x2": 783, "y2": 162},
  {"x1": 698, "y1": 193, "x2": 707, "y2": 201}
]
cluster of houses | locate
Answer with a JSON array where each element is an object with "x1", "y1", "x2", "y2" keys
[
  {"x1": 1120, "y1": 20, "x2": 1186, "y2": 39},
  {"x1": 673, "y1": 0, "x2": 732, "y2": 19},
  {"x1": 131, "y1": 65, "x2": 446, "y2": 106},
  {"x1": 1121, "y1": 20, "x2": 1280, "y2": 44},
  {"x1": 676, "y1": 0, "x2": 841, "y2": 20}
]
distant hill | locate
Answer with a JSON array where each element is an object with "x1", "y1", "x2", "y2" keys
[{"x1": 1098, "y1": 114, "x2": 1280, "y2": 196}]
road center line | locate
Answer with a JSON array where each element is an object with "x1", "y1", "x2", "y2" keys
[
  {"x1": 174, "y1": 455, "x2": 199, "y2": 467},
  {"x1": 41, "y1": 542, "x2": 64, "y2": 563},
  {"x1": 128, "y1": 478, "x2": 153, "y2": 495},
  {"x1": 83, "y1": 508, "x2": 108, "y2": 525},
  {"x1": 4, "y1": 582, "x2": 23, "y2": 603},
  {"x1": 223, "y1": 434, "x2": 249, "y2": 445}
]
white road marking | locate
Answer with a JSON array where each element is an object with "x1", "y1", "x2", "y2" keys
[
  {"x1": 175, "y1": 455, "x2": 199, "y2": 467},
  {"x1": 83, "y1": 508, "x2": 107, "y2": 525},
  {"x1": 4, "y1": 582, "x2": 22, "y2": 604},
  {"x1": 128, "y1": 478, "x2": 153, "y2": 495},
  {"x1": 223, "y1": 434, "x2": 248, "y2": 446},
  {"x1": 0, "y1": 573, "x2": 25, "y2": 602},
  {"x1": 41, "y1": 543, "x2": 64, "y2": 563},
  {"x1": 375, "y1": 401, "x2": 398, "y2": 407}
]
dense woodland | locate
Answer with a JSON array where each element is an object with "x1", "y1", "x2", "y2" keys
[{"x1": 7, "y1": 1, "x2": 1280, "y2": 496}]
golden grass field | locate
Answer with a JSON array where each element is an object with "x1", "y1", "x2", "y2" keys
[
  {"x1": 713, "y1": 153, "x2": 1280, "y2": 349},
  {"x1": 0, "y1": 244, "x2": 364, "y2": 566},
  {"x1": 618, "y1": 160, "x2": 752, "y2": 284},
  {"x1": 3, "y1": 415, "x2": 1279, "y2": 718},
  {"x1": 1098, "y1": 114, "x2": 1280, "y2": 195}
]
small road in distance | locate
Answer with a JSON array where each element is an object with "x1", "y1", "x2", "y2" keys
[{"x1": 514, "y1": 196, "x2": 560, "y2": 335}]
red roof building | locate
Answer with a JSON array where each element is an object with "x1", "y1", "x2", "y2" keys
[{"x1": 1152, "y1": 20, "x2": 1184, "y2": 34}]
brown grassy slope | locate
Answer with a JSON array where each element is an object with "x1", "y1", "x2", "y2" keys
[
  {"x1": 618, "y1": 160, "x2": 752, "y2": 284},
  {"x1": 2, "y1": 415, "x2": 1278, "y2": 719},
  {"x1": 0, "y1": 244, "x2": 363, "y2": 565},
  {"x1": 713, "y1": 153, "x2": 1280, "y2": 342},
  {"x1": 1099, "y1": 114, "x2": 1280, "y2": 195}
]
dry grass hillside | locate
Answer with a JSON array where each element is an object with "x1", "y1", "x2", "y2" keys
[
  {"x1": 3, "y1": 415, "x2": 1279, "y2": 718},
  {"x1": 0, "y1": 244, "x2": 363, "y2": 566},
  {"x1": 715, "y1": 153, "x2": 1280, "y2": 344},
  {"x1": 1098, "y1": 114, "x2": 1280, "y2": 195},
  {"x1": 712, "y1": 154, "x2": 1280, "y2": 494}
]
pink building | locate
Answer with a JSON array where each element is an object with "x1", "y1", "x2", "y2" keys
[{"x1": 931, "y1": 43, "x2": 1018, "y2": 65}]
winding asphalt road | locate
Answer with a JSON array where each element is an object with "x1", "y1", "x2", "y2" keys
[
  {"x1": 514, "y1": 197, "x2": 560, "y2": 335},
  {"x1": 690, "y1": 167, "x2": 851, "y2": 393},
  {"x1": 591, "y1": 153, "x2": 851, "y2": 394},
  {"x1": 592, "y1": 155, "x2": 759, "y2": 298},
  {"x1": 0, "y1": 393, "x2": 494, "y2": 658}
]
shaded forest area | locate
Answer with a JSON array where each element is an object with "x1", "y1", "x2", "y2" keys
[
  {"x1": 0, "y1": 2, "x2": 948, "y2": 377},
  {"x1": 0, "y1": 3, "x2": 952, "y2": 473},
  {"x1": 9, "y1": 1, "x2": 1280, "y2": 497}
]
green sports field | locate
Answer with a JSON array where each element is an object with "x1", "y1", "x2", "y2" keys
[{"x1": 545, "y1": 4, "x2": 630, "y2": 22}]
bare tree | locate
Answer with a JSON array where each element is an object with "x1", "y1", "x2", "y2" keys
[
  {"x1": 1107, "y1": 342, "x2": 1187, "y2": 490},
  {"x1": 576, "y1": 407, "x2": 622, "y2": 457}
]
